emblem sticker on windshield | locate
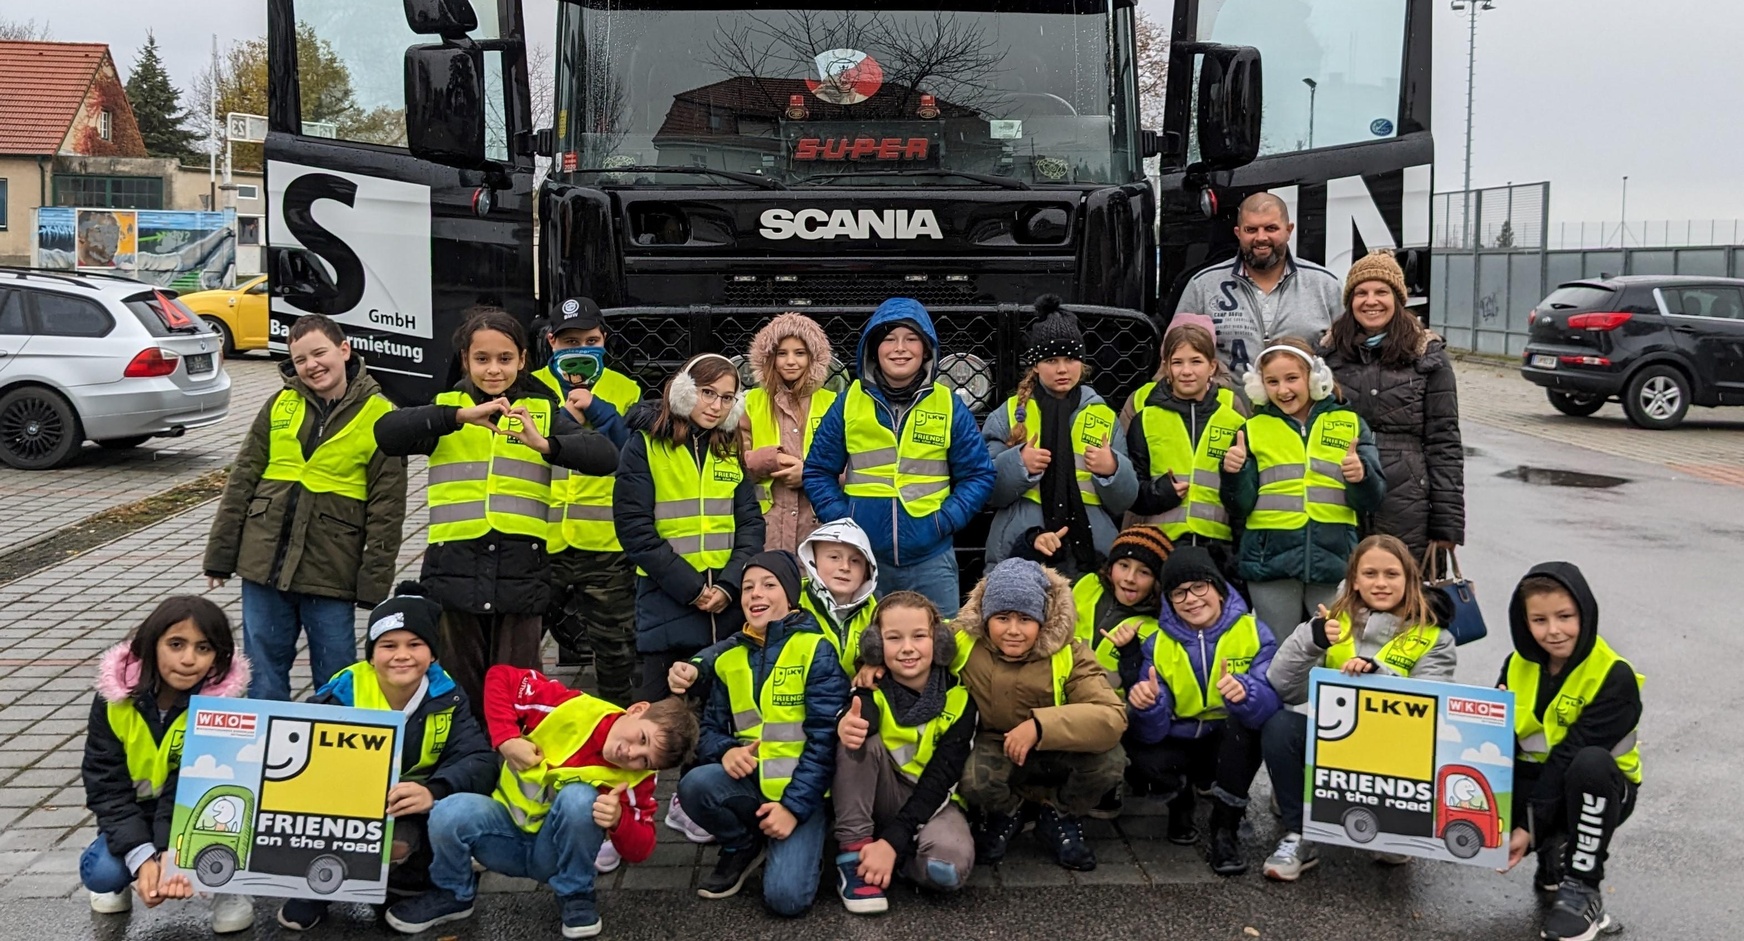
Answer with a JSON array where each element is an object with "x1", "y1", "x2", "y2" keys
[{"x1": 807, "y1": 48, "x2": 883, "y2": 105}]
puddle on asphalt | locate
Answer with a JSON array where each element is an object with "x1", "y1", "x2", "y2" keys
[{"x1": 1498, "y1": 466, "x2": 1630, "y2": 488}]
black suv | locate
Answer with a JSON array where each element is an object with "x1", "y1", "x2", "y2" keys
[{"x1": 1520, "y1": 275, "x2": 1744, "y2": 429}]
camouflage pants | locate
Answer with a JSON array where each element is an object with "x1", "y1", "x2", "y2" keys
[
  {"x1": 959, "y1": 733, "x2": 1127, "y2": 818},
  {"x1": 546, "y1": 549, "x2": 638, "y2": 706}
]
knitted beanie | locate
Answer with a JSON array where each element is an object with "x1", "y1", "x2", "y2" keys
[
  {"x1": 744, "y1": 550, "x2": 803, "y2": 609},
  {"x1": 980, "y1": 558, "x2": 1052, "y2": 624},
  {"x1": 1158, "y1": 546, "x2": 1225, "y2": 601},
  {"x1": 1106, "y1": 526, "x2": 1173, "y2": 579},
  {"x1": 1344, "y1": 248, "x2": 1408, "y2": 310},
  {"x1": 366, "y1": 582, "x2": 444, "y2": 659},
  {"x1": 1022, "y1": 294, "x2": 1085, "y2": 368},
  {"x1": 1164, "y1": 312, "x2": 1218, "y2": 344}
]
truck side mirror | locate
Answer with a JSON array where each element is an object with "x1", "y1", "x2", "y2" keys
[
  {"x1": 404, "y1": 43, "x2": 488, "y2": 169},
  {"x1": 403, "y1": 0, "x2": 478, "y2": 37},
  {"x1": 1139, "y1": 128, "x2": 1163, "y2": 160},
  {"x1": 1195, "y1": 45, "x2": 1263, "y2": 168}
]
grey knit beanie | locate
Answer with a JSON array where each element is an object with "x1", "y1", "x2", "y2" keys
[{"x1": 980, "y1": 558, "x2": 1051, "y2": 624}]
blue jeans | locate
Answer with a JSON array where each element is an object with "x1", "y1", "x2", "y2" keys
[
  {"x1": 678, "y1": 764, "x2": 826, "y2": 917},
  {"x1": 426, "y1": 790, "x2": 602, "y2": 901},
  {"x1": 240, "y1": 580, "x2": 358, "y2": 701},
  {"x1": 1261, "y1": 709, "x2": 1309, "y2": 834},
  {"x1": 877, "y1": 549, "x2": 961, "y2": 619},
  {"x1": 80, "y1": 834, "x2": 134, "y2": 894}
]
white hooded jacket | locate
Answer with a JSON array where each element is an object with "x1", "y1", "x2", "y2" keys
[{"x1": 797, "y1": 518, "x2": 879, "y2": 630}]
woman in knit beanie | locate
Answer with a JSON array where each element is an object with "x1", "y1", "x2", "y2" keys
[{"x1": 1320, "y1": 249, "x2": 1465, "y2": 560}]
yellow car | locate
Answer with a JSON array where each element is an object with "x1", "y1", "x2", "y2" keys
[{"x1": 176, "y1": 275, "x2": 270, "y2": 354}]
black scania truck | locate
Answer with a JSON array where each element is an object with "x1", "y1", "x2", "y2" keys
[{"x1": 264, "y1": 0, "x2": 1433, "y2": 415}]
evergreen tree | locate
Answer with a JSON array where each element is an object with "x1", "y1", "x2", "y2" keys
[
  {"x1": 1494, "y1": 219, "x2": 1517, "y2": 249},
  {"x1": 126, "y1": 33, "x2": 193, "y2": 159}
]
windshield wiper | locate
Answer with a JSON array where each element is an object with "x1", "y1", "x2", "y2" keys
[
  {"x1": 799, "y1": 168, "x2": 1032, "y2": 190},
  {"x1": 570, "y1": 165, "x2": 787, "y2": 190}
]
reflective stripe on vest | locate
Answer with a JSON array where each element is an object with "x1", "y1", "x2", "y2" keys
[
  {"x1": 493, "y1": 694, "x2": 653, "y2": 832},
  {"x1": 428, "y1": 391, "x2": 554, "y2": 542},
  {"x1": 1243, "y1": 409, "x2": 1360, "y2": 530},
  {"x1": 841, "y1": 381, "x2": 955, "y2": 516},
  {"x1": 1131, "y1": 385, "x2": 1242, "y2": 541},
  {"x1": 1507, "y1": 638, "x2": 1643, "y2": 784},
  {"x1": 534, "y1": 367, "x2": 642, "y2": 553},
  {"x1": 107, "y1": 701, "x2": 186, "y2": 801},
  {"x1": 341, "y1": 663, "x2": 450, "y2": 782},
  {"x1": 261, "y1": 389, "x2": 394, "y2": 501},
  {"x1": 715, "y1": 633, "x2": 827, "y2": 801},
  {"x1": 1069, "y1": 574, "x2": 1158, "y2": 690},
  {"x1": 745, "y1": 387, "x2": 837, "y2": 514},
  {"x1": 1326, "y1": 623, "x2": 1443, "y2": 676},
  {"x1": 642, "y1": 432, "x2": 743, "y2": 575},
  {"x1": 799, "y1": 589, "x2": 878, "y2": 674},
  {"x1": 1151, "y1": 614, "x2": 1262, "y2": 721},
  {"x1": 1005, "y1": 397, "x2": 1117, "y2": 508},
  {"x1": 875, "y1": 684, "x2": 969, "y2": 806}
]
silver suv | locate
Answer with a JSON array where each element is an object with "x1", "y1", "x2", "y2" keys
[{"x1": 0, "y1": 268, "x2": 232, "y2": 469}]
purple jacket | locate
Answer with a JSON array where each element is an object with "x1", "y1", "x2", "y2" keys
[{"x1": 1130, "y1": 586, "x2": 1282, "y2": 742}]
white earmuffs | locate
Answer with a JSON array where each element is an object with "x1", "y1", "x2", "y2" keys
[
  {"x1": 668, "y1": 354, "x2": 746, "y2": 432},
  {"x1": 1243, "y1": 344, "x2": 1335, "y2": 406}
]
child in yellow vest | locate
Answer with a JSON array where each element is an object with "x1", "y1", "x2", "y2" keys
[
  {"x1": 797, "y1": 518, "x2": 880, "y2": 670},
  {"x1": 1500, "y1": 563, "x2": 1642, "y2": 941},
  {"x1": 741, "y1": 312, "x2": 837, "y2": 551}
]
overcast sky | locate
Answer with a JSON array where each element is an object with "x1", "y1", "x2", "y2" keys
[{"x1": 31, "y1": 0, "x2": 1744, "y2": 228}]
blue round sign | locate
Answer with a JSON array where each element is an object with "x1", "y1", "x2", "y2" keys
[{"x1": 1370, "y1": 118, "x2": 1395, "y2": 137}]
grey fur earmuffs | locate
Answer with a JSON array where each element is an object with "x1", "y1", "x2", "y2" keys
[
  {"x1": 857, "y1": 617, "x2": 958, "y2": 671},
  {"x1": 668, "y1": 353, "x2": 745, "y2": 432},
  {"x1": 1243, "y1": 344, "x2": 1335, "y2": 406}
]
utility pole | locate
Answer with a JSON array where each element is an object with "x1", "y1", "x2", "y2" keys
[
  {"x1": 1619, "y1": 175, "x2": 1629, "y2": 247},
  {"x1": 1453, "y1": 1, "x2": 1496, "y2": 250},
  {"x1": 208, "y1": 35, "x2": 218, "y2": 211}
]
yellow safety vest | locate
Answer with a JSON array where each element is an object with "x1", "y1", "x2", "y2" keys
[
  {"x1": 261, "y1": 389, "x2": 394, "y2": 501},
  {"x1": 873, "y1": 684, "x2": 969, "y2": 805},
  {"x1": 641, "y1": 432, "x2": 743, "y2": 575},
  {"x1": 1243, "y1": 409, "x2": 1360, "y2": 530},
  {"x1": 1131, "y1": 384, "x2": 1242, "y2": 541},
  {"x1": 841, "y1": 381, "x2": 955, "y2": 517},
  {"x1": 1150, "y1": 613, "x2": 1262, "y2": 721},
  {"x1": 1004, "y1": 396, "x2": 1116, "y2": 508},
  {"x1": 716, "y1": 632, "x2": 828, "y2": 801},
  {"x1": 744, "y1": 387, "x2": 838, "y2": 514},
  {"x1": 534, "y1": 366, "x2": 642, "y2": 553},
  {"x1": 799, "y1": 588, "x2": 878, "y2": 674},
  {"x1": 1326, "y1": 623, "x2": 1443, "y2": 676},
  {"x1": 1070, "y1": 574, "x2": 1159, "y2": 690},
  {"x1": 340, "y1": 662, "x2": 452, "y2": 783},
  {"x1": 494, "y1": 694, "x2": 652, "y2": 832},
  {"x1": 107, "y1": 701, "x2": 186, "y2": 801},
  {"x1": 427, "y1": 391, "x2": 555, "y2": 543},
  {"x1": 1508, "y1": 638, "x2": 1643, "y2": 784}
]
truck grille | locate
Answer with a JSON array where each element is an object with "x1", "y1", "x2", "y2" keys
[{"x1": 723, "y1": 273, "x2": 986, "y2": 308}]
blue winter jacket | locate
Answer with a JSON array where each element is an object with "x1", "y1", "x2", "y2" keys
[
  {"x1": 803, "y1": 298, "x2": 996, "y2": 567},
  {"x1": 1130, "y1": 585, "x2": 1282, "y2": 742},
  {"x1": 695, "y1": 609, "x2": 848, "y2": 824}
]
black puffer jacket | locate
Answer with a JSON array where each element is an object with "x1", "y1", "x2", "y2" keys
[{"x1": 1320, "y1": 333, "x2": 1464, "y2": 556}]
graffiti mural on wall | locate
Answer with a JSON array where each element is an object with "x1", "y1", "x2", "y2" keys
[{"x1": 35, "y1": 208, "x2": 236, "y2": 291}]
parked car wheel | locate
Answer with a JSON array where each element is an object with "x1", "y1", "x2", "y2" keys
[
  {"x1": 1545, "y1": 389, "x2": 1605, "y2": 418},
  {"x1": 96, "y1": 436, "x2": 152, "y2": 450},
  {"x1": 1622, "y1": 365, "x2": 1691, "y2": 429},
  {"x1": 201, "y1": 316, "x2": 236, "y2": 356},
  {"x1": 0, "y1": 387, "x2": 84, "y2": 470}
]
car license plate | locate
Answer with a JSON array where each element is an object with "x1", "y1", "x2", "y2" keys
[
  {"x1": 1530, "y1": 354, "x2": 1557, "y2": 369},
  {"x1": 185, "y1": 353, "x2": 215, "y2": 375}
]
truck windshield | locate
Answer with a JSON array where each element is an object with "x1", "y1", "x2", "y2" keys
[{"x1": 553, "y1": 2, "x2": 1137, "y2": 187}]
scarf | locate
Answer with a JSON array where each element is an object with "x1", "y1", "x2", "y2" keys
[
  {"x1": 877, "y1": 667, "x2": 950, "y2": 728},
  {"x1": 1037, "y1": 385, "x2": 1098, "y2": 574}
]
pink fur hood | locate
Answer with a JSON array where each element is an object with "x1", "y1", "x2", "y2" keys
[
  {"x1": 95, "y1": 642, "x2": 252, "y2": 703},
  {"x1": 748, "y1": 312, "x2": 833, "y2": 396}
]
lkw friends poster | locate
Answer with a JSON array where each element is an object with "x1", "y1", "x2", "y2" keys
[
  {"x1": 1304, "y1": 669, "x2": 1514, "y2": 867},
  {"x1": 165, "y1": 697, "x2": 405, "y2": 902}
]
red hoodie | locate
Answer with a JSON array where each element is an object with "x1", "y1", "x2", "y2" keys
[{"x1": 482, "y1": 665, "x2": 658, "y2": 863}]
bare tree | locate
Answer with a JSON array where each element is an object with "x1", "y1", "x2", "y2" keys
[
  {"x1": 0, "y1": 17, "x2": 53, "y2": 40},
  {"x1": 1134, "y1": 9, "x2": 1168, "y2": 130}
]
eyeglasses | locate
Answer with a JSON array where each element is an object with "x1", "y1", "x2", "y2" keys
[
  {"x1": 1168, "y1": 581, "x2": 1213, "y2": 603},
  {"x1": 696, "y1": 388, "x2": 736, "y2": 406}
]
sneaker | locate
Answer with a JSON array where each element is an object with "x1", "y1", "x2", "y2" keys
[
  {"x1": 1035, "y1": 805, "x2": 1097, "y2": 872},
  {"x1": 1262, "y1": 833, "x2": 1320, "y2": 882},
  {"x1": 210, "y1": 893, "x2": 255, "y2": 933},
  {"x1": 385, "y1": 888, "x2": 475, "y2": 934},
  {"x1": 1542, "y1": 878, "x2": 1612, "y2": 941},
  {"x1": 1088, "y1": 784, "x2": 1123, "y2": 820},
  {"x1": 1371, "y1": 851, "x2": 1412, "y2": 866},
  {"x1": 89, "y1": 888, "x2": 131, "y2": 914},
  {"x1": 1535, "y1": 839, "x2": 1566, "y2": 893},
  {"x1": 973, "y1": 810, "x2": 1024, "y2": 864},
  {"x1": 596, "y1": 838, "x2": 622, "y2": 874},
  {"x1": 697, "y1": 841, "x2": 766, "y2": 900},
  {"x1": 277, "y1": 898, "x2": 329, "y2": 931},
  {"x1": 665, "y1": 794, "x2": 716, "y2": 844},
  {"x1": 835, "y1": 850, "x2": 889, "y2": 914},
  {"x1": 559, "y1": 891, "x2": 602, "y2": 939}
]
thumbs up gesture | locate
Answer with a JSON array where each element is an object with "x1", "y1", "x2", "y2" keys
[
  {"x1": 1317, "y1": 603, "x2": 1344, "y2": 646},
  {"x1": 1032, "y1": 525, "x2": 1070, "y2": 558},
  {"x1": 1021, "y1": 432, "x2": 1053, "y2": 475},
  {"x1": 838, "y1": 697, "x2": 871, "y2": 751},
  {"x1": 1127, "y1": 665, "x2": 1161, "y2": 710},
  {"x1": 1084, "y1": 431, "x2": 1117, "y2": 476},
  {"x1": 1167, "y1": 468, "x2": 1191, "y2": 499},
  {"x1": 1215, "y1": 658, "x2": 1247, "y2": 704},
  {"x1": 724, "y1": 740, "x2": 760, "y2": 780},
  {"x1": 1340, "y1": 436, "x2": 1365, "y2": 483},
  {"x1": 592, "y1": 783, "x2": 628, "y2": 830},
  {"x1": 1222, "y1": 429, "x2": 1248, "y2": 473}
]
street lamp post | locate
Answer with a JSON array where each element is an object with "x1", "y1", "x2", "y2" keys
[
  {"x1": 1302, "y1": 78, "x2": 1317, "y2": 149},
  {"x1": 1619, "y1": 175, "x2": 1629, "y2": 247},
  {"x1": 1452, "y1": 0, "x2": 1496, "y2": 249}
]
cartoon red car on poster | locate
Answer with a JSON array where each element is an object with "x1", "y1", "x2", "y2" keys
[{"x1": 1435, "y1": 763, "x2": 1503, "y2": 859}]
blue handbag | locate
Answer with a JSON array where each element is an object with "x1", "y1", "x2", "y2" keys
[{"x1": 1425, "y1": 549, "x2": 1487, "y2": 646}]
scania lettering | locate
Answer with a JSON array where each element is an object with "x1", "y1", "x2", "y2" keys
[{"x1": 759, "y1": 208, "x2": 944, "y2": 241}]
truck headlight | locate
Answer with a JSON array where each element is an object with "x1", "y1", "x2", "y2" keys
[{"x1": 937, "y1": 353, "x2": 992, "y2": 411}]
